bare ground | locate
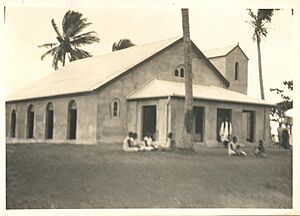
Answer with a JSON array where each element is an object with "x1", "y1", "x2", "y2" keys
[{"x1": 6, "y1": 143, "x2": 292, "y2": 209}]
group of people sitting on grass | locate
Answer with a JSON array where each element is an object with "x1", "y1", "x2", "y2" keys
[
  {"x1": 219, "y1": 118, "x2": 267, "y2": 158},
  {"x1": 227, "y1": 135, "x2": 266, "y2": 158},
  {"x1": 123, "y1": 131, "x2": 176, "y2": 152}
]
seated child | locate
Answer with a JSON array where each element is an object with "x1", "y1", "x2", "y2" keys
[
  {"x1": 144, "y1": 133, "x2": 159, "y2": 151},
  {"x1": 132, "y1": 133, "x2": 144, "y2": 151},
  {"x1": 253, "y1": 140, "x2": 267, "y2": 158},
  {"x1": 161, "y1": 132, "x2": 176, "y2": 150},
  {"x1": 228, "y1": 136, "x2": 237, "y2": 156},
  {"x1": 123, "y1": 132, "x2": 140, "y2": 152},
  {"x1": 235, "y1": 144, "x2": 247, "y2": 156},
  {"x1": 228, "y1": 136, "x2": 246, "y2": 156}
]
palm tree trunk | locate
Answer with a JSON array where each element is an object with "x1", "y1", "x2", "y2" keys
[
  {"x1": 178, "y1": 8, "x2": 194, "y2": 151},
  {"x1": 256, "y1": 34, "x2": 265, "y2": 100}
]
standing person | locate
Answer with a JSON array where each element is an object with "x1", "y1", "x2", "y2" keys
[
  {"x1": 123, "y1": 132, "x2": 139, "y2": 152},
  {"x1": 277, "y1": 122, "x2": 284, "y2": 147},
  {"x1": 219, "y1": 117, "x2": 232, "y2": 148},
  {"x1": 282, "y1": 124, "x2": 290, "y2": 149}
]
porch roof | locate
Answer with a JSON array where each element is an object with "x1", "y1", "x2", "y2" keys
[{"x1": 127, "y1": 79, "x2": 275, "y2": 106}]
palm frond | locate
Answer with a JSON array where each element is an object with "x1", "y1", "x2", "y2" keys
[
  {"x1": 247, "y1": 8, "x2": 277, "y2": 40},
  {"x1": 57, "y1": 45, "x2": 65, "y2": 63},
  {"x1": 38, "y1": 42, "x2": 58, "y2": 49},
  {"x1": 51, "y1": 19, "x2": 62, "y2": 37},
  {"x1": 70, "y1": 31, "x2": 100, "y2": 47},
  {"x1": 247, "y1": 9, "x2": 257, "y2": 19},
  {"x1": 68, "y1": 48, "x2": 91, "y2": 61},
  {"x1": 71, "y1": 21, "x2": 92, "y2": 36},
  {"x1": 257, "y1": 9, "x2": 274, "y2": 23},
  {"x1": 52, "y1": 49, "x2": 60, "y2": 70},
  {"x1": 40, "y1": 46, "x2": 59, "y2": 60},
  {"x1": 62, "y1": 10, "x2": 92, "y2": 37},
  {"x1": 112, "y1": 38, "x2": 136, "y2": 51}
]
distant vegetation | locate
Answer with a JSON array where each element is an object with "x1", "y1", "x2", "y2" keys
[{"x1": 112, "y1": 39, "x2": 135, "y2": 51}]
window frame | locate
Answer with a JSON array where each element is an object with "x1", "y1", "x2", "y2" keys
[
  {"x1": 174, "y1": 65, "x2": 185, "y2": 78},
  {"x1": 111, "y1": 99, "x2": 120, "y2": 118},
  {"x1": 45, "y1": 102, "x2": 54, "y2": 139},
  {"x1": 235, "y1": 62, "x2": 239, "y2": 80},
  {"x1": 10, "y1": 109, "x2": 16, "y2": 138},
  {"x1": 67, "y1": 100, "x2": 77, "y2": 140},
  {"x1": 26, "y1": 104, "x2": 34, "y2": 139}
]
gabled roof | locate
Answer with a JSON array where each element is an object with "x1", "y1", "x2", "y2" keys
[
  {"x1": 6, "y1": 36, "x2": 230, "y2": 102},
  {"x1": 7, "y1": 37, "x2": 181, "y2": 102},
  {"x1": 203, "y1": 44, "x2": 249, "y2": 60},
  {"x1": 127, "y1": 79, "x2": 274, "y2": 107}
]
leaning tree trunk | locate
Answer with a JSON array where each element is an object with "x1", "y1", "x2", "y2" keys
[
  {"x1": 177, "y1": 8, "x2": 194, "y2": 151},
  {"x1": 256, "y1": 33, "x2": 265, "y2": 100}
]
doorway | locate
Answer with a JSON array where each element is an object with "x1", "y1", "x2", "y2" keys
[
  {"x1": 67, "y1": 101, "x2": 77, "y2": 140},
  {"x1": 10, "y1": 110, "x2": 16, "y2": 138},
  {"x1": 193, "y1": 107, "x2": 204, "y2": 142},
  {"x1": 27, "y1": 105, "x2": 34, "y2": 138},
  {"x1": 243, "y1": 110, "x2": 255, "y2": 142},
  {"x1": 142, "y1": 105, "x2": 156, "y2": 141},
  {"x1": 216, "y1": 108, "x2": 232, "y2": 140},
  {"x1": 45, "y1": 103, "x2": 54, "y2": 139}
]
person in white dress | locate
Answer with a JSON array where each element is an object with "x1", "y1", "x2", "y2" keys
[
  {"x1": 219, "y1": 117, "x2": 232, "y2": 148},
  {"x1": 228, "y1": 136, "x2": 246, "y2": 156},
  {"x1": 144, "y1": 132, "x2": 159, "y2": 151},
  {"x1": 123, "y1": 132, "x2": 140, "y2": 152}
]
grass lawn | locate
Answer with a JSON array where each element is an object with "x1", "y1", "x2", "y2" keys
[{"x1": 6, "y1": 143, "x2": 292, "y2": 209}]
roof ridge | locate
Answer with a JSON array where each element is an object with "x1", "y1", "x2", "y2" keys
[
  {"x1": 91, "y1": 36, "x2": 182, "y2": 58},
  {"x1": 203, "y1": 43, "x2": 237, "y2": 52},
  {"x1": 56, "y1": 36, "x2": 183, "y2": 70}
]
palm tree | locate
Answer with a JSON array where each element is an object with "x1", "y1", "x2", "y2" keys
[
  {"x1": 39, "y1": 10, "x2": 100, "y2": 70},
  {"x1": 178, "y1": 8, "x2": 194, "y2": 151},
  {"x1": 112, "y1": 39, "x2": 135, "y2": 51},
  {"x1": 248, "y1": 9, "x2": 276, "y2": 100}
]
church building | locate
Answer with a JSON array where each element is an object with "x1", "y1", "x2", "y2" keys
[{"x1": 6, "y1": 37, "x2": 274, "y2": 146}]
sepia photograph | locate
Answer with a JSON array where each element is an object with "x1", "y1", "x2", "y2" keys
[{"x1": 2, "y1": 0, "x2": 299, "y2": 215}]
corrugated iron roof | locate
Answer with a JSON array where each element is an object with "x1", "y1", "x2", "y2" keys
[
  {"x1": 6, "y1": 37, "x2": 182, "y2": 102},
  {"x1": 127, "y1": 79, "x2": 275, "y2": 106}
]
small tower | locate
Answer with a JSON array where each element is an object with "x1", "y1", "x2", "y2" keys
[{"x1": 203, "y1": 44, "x2": 249, "y2": 94}]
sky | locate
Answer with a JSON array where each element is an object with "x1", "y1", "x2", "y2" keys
[{"x1": 1, "y1": 0, "x2": 297, "y2": 104}]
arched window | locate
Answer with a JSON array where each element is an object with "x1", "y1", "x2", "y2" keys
[
  {"x1": 111, "y1": 99, "x2": 120, "y2": 118},
  {"x1": 27, "y1": 105, "x2": 34, "y2": 138},
  {"x1": 174, "y1": 65, "x2": 185, "y2": 78},
  {"x1": 67, "y1": 100, "x2": 77, "y2": 140},
  {"x1": 45, "y1": 102, "x2": 54, "y2": 139},
  {"x1": 10, "y1": 110, "x2": 16, "y2": 138},
  {"x1": 180, "y1": 68, "x2": 185, "y2": 78},
  {"x1": 235, "y1": 62, "x2": 239, "y2": 80}
]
